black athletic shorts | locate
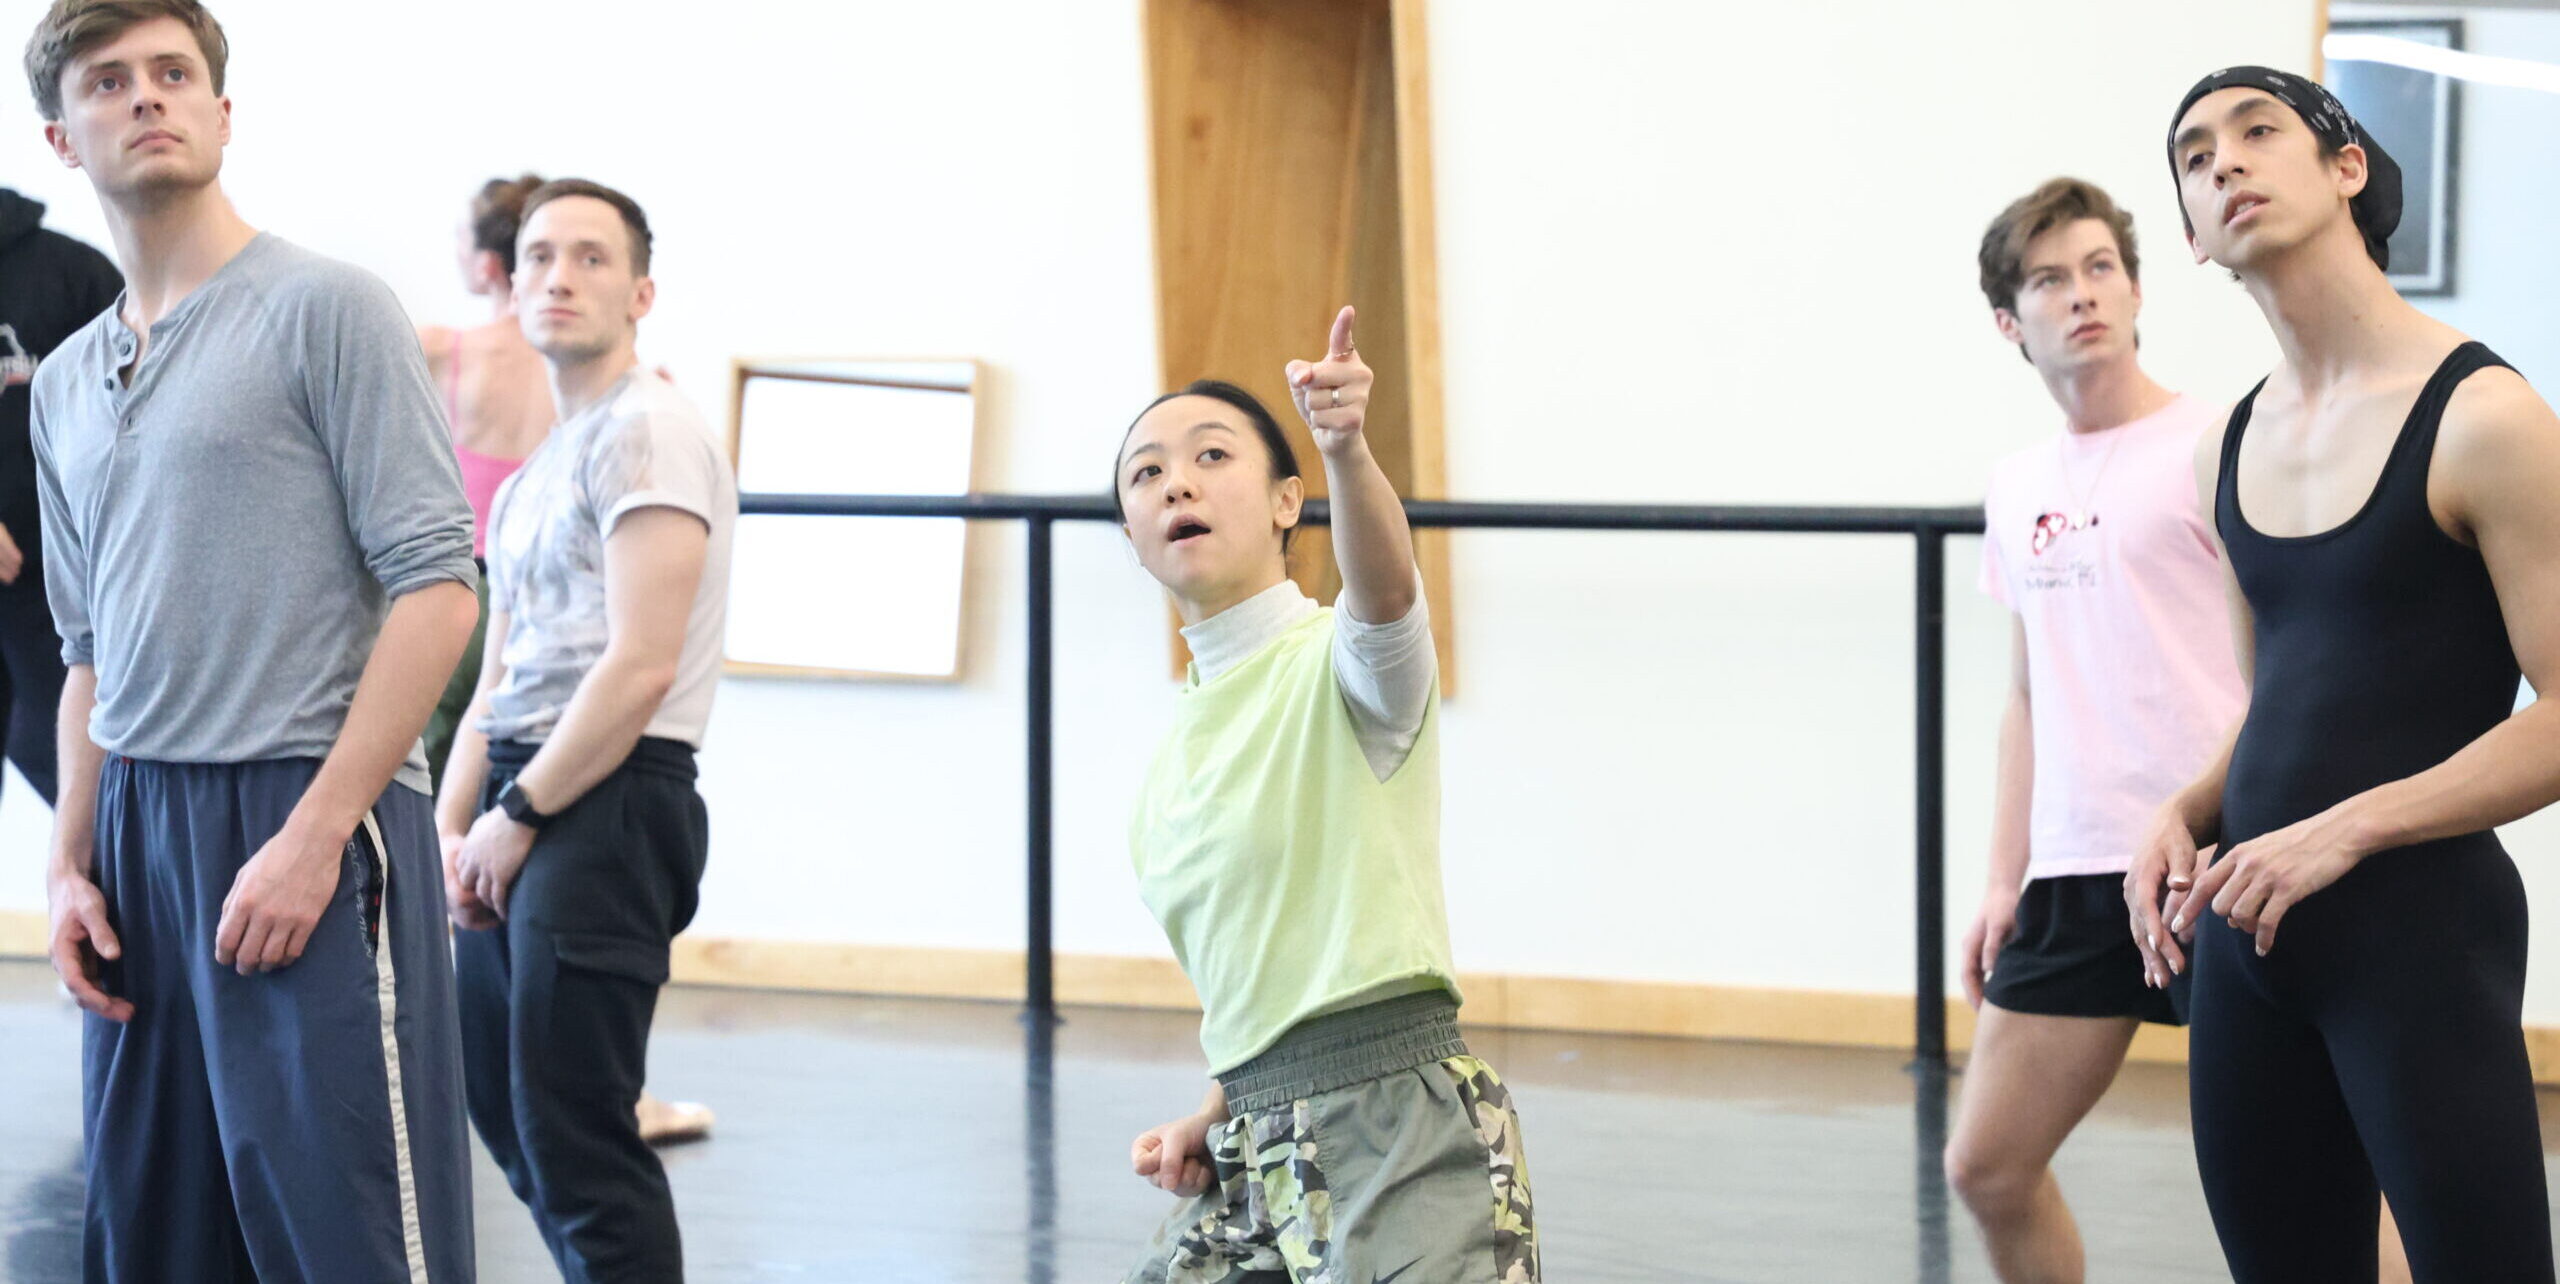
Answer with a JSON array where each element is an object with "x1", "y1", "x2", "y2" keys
[{"x1": 1983, "y1": 872, "x2": 2189, "y2": 1026}]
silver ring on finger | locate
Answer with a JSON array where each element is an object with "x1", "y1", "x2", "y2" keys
[{"x1": 1330, "y1": 387, "x2": 1341, "y2": 408}]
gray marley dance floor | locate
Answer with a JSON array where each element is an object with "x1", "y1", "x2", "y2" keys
[{"x1": 6, "y1": 960, "x2": 2560, "y2": 1282}]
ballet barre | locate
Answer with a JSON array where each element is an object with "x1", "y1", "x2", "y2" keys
[{"x1": 739, "y1": 491, "x2": 1987, "y2": 1065}]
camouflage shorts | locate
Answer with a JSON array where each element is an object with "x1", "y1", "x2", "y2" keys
[{"x1": 1125, "y1": 1055, "x2": 1538, "y2": 1284}]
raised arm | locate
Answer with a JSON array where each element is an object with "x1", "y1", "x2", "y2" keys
[{"x1": 1286, "y1": 306, "x2": 1417, "y2": 625}]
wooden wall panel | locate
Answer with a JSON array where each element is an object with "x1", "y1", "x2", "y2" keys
[
  {"x1": 1145, "y1": 0, "x2": 1456, "y2": 686},
  {"x1": 1391, "y1": 0, "x2": 1457, "y2": 677}
]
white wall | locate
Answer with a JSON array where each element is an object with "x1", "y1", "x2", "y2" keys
[
  {"x1": 59, "y1": 2, "x2": 2560, "y2": 1023},
  {"x1": 2334, "y1": 5, "x2": 2560, "y2": 378}
]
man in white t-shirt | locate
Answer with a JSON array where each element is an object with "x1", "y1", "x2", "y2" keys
[
  {"x1": 435, "y1": 179, "x2": 736, "y2": 1282},
  {"x1": 1946, "y1": 177, "x2": 2269, "y2": 1284}
]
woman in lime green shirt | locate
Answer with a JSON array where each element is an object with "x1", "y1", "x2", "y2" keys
[{"x1": 1114, "y1": 307, "x2": 1538, "y2": 1284}]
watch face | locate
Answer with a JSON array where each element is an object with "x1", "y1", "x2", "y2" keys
[{"x1": 501, "y1": 783, "x2": 538, "y2": 823}]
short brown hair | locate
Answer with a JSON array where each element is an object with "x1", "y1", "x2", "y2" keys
[
  {"x1": 520, "y1": 178, "x2": 654, "y2": 276},
  {"x1": 470, "y1": 173, "x2": 545, "y2": 276},
  {"x1": 23, "y1": 0, "x2": 228, "y2": 121},
  {"x1": 1977, "y1": 177, "x2": 2141, "y2": 315}
]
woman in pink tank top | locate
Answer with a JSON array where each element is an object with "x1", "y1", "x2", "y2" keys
[
  {"x1": 417, "y1": 176, "x2": 714, "y2": 1148},
  {"x1": 421, "y1": 175, "x2": 553, "y2": 561}
]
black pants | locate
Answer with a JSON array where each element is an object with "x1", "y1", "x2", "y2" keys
[
  {"x1": 455, "y1": 737, "x2": 707, "y2": 1284},
  {"x1": 2190, "y1": 839, "x2": 2552, "y2": 1283},
  {"x1": 0, "y1": 577, "x2": 63, "y2": 803}
]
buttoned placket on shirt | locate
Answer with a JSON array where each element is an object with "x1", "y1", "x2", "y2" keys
[{"x1": 89, "y1": 283, "x2": 214, "y2": 535}]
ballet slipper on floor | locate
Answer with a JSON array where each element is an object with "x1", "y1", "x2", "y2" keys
[{"x1": 636, "y1": 1092, "x2": 716, "y2": 1146}]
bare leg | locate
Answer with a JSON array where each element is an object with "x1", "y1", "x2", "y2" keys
[
  {"x1": 1945, "y1": 1005, "x2": 2142, "y2": 1284},
  {"x1": 2378, "y1": 1197, "x2": 2411, "y2": 1284}
]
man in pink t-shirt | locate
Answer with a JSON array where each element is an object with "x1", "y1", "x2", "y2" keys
[{"x1": 1943, "y1": 178, "x2": 2252, "y2": 1284}]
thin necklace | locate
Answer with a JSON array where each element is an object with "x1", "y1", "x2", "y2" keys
[{"x1": 2059, "y1": 424, "x2": 2129, "y2": 529}]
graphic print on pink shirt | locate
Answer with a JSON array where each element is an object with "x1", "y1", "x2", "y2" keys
[{"x1": 1979, "y1": 393, "x2": 2248, "y2": 879}]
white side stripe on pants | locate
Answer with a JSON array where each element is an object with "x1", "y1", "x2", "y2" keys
[{"x1": 362, "y1": 809, "x2": 433, "y2": 1284}]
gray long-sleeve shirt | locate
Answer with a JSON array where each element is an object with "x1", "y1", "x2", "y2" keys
[{"x1": 30, "y1": 233, "x2": 476, "y2": 794}]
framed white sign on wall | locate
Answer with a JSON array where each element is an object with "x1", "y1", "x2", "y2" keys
[{"x1": 723, "y1": 359, "x2": 981, "y2": 680}]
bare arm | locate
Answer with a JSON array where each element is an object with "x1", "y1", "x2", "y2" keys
[
  {"x1": 504, "y1": 508, "x2": 706, "y2": 814},
  {"x1": 2326, "y1": 372, "x2": 2560, "y2": 847},
  {"x1": 435, "y1": 604, "x2": 509, "y2": 842},
  {"x1": 1984, "y1": 617, "x2": 2033, "y2": 897},
  {"x1": 1131, "y1": 1079, "x2": 1231, "y2": 1198},
  {"x1": 2131, "y1": 415, "x2": 2252, "y2": 980},
  {"x1": 453, "y1": 508, "x2": 708, "y2": 917},
  {"x1": 47, "y1": 665, "x2": 104, "y2": 883},
  {"x1": 1960, "y1": 616, "x2": 2032, "y2": 1010},
  {"x1": 301, "y1": 582, "x2": 480, "y2": 838},
  {"x1": 1286, "y1": 307, "x2": 1417, "y2": 625},
  {"x1": 2192, "y1": 371, "x2": 2560, "y2": 954},
  {"x1": 212, "y1": 579, "x2": 480, "y2": 974},
  {"x1": 436, "y1": 604, "x2": 508, "y2": 929},
  {"x1": 2158, "y1": 573, "x2": 2247, "y2": 865},
  {"x1": 43, "y1": 665, "x2": 129, "y2": 1020},
  {"x1": 2178, "y1": 410, "x2": 2253, "y2": 840}
]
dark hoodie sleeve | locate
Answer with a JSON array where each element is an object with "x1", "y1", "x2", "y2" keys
[
  {"x1": 72, "y1": 237, "x2": 121, "y2": 320},
  {"x1": 0, "y1": 229, "x2": 121, "y2": 569}
]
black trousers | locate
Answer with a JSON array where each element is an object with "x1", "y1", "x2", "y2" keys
[
  {"x1": 0, "y1": 576, "x2": 63, "y2": 803},
  {"x1": 2190, "y1": 840, "x2": 2551, "y2": 1283},
  {"x1": 455, "y1": 737, "x2": 707, "y2": 1284}
]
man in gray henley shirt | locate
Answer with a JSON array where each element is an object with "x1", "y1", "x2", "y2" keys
[{"x1": 26, "y1": 2, "x2": 482, "y2": 1279}]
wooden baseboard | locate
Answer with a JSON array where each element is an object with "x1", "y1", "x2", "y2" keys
[
  {"x1": 0, "y1": 909, "x2": 41, "y2": 957},
  {"x1": 11, "y1": 913, "x2": 2556, "y2": 1081},
  {"x1": 660, "y1": 934, "x2": 2195, "y2": 1058}
]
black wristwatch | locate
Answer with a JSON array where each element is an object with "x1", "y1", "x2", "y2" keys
[{"x1": 496, "y1": 780, "x2": 554, "y2": 830}]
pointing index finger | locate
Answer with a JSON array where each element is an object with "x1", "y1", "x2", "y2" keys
[{"x1": 1327, "y1": 305, "x2": 1357, "y2": 359}]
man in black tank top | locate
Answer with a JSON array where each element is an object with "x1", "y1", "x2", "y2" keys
[{"x1": 2127, "y1": 66, "x2": 2560, "y2": 1283}]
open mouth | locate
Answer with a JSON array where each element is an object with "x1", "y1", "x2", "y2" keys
[
  {"x1": 1167, "y1": 515, "x2": 1213, "y2": 544},
  {"x1": 2224, "y1": 194, "x2": 2268, "y2": 226}
]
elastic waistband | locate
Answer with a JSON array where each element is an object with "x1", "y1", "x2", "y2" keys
[
  {"x1": 100, "y1": 755, "x2": 430, "y2": 803},
  {"x1": 1218, "y1": 991, "x2": 1466, "y2": 1115},
  {"x1": 104, "y1": 754, "x2": 326, "y2": 783},
  {"x1": 488, "y1": 735, "x2": 697, "y2": 780},
  {"x1": 105, "y1": 754, "x2": 317, "y2": 769}
]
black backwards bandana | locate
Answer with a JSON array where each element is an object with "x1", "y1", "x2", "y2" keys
[{"x1": 2167, "y1": 66, "x2": 2403, "y2": 269}]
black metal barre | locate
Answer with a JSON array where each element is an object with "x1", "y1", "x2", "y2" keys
[
  {"x1": 739, "y1": 491, "x2": 1987, "y2": 1064},
  {"x1": 741, "y1": 491, "x2": 1984, "y2": 535}
]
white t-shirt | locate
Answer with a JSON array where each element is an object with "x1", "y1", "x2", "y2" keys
[
  {"x1": 1979, "y1": 393, "x2": 2247, "y2": 878},
  {"x1": 481, "y1": 370, "x2": 737, "y2": 748}
]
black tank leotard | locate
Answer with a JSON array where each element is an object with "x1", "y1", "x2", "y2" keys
[{"x1": 2198, "y1": 340, "x2": 2552, "y2": 1283}]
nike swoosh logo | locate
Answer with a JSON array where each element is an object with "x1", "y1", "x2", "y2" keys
[{"x1": 1374, "y1": 1260, "x2": 1424, "y2": 1284}]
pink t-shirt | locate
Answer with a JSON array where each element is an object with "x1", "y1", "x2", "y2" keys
[{"x1": 1980, "y1": 393, "x2": 2247, "y2": 879}]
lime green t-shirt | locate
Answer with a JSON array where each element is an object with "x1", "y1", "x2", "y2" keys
[{"x1": 1132, "y1": 609, "x2": 1460, "y2": 1073}]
